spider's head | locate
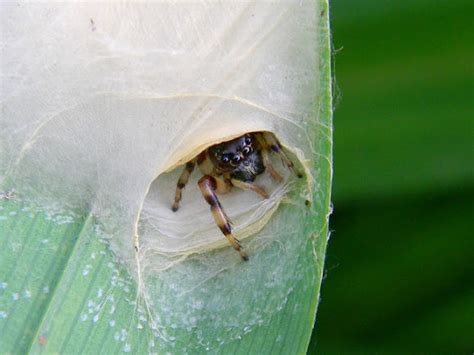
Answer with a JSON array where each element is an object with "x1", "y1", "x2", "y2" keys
[{"x1": 209, "y1": 134, "x2": 265, "y2": 182}]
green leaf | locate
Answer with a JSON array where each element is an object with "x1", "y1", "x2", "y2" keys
[{"x1": 0, "y1": 1, "x2": 332, "y2": 353}]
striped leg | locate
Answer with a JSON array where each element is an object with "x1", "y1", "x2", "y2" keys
[
  {"x1": 172, "y1": 160, "x2": 196, "y2": 212},
  {"x1": 198, "y1": 175, "x2": 249, "y2": 261},
  {"x1": 260, "y1": 132, "x2": 303, "y2": 178}
]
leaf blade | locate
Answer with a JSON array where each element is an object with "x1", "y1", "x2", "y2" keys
[{"x1": 0, "y1": 0, "x2": 332, "y2": 353}]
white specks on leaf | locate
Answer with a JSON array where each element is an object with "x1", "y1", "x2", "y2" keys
[
  {"x1": 120, "y1": 328, "x2": 128, "y2": 342},
  {"x1": 123, "y1": 343, "x2": 131, "y2": 353},
  {"x1": 82, "y1": 264, "x2": 92, "y2": 276}
]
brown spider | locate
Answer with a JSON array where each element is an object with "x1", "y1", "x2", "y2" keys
[{"x1": 171, "y1": 131, "x2": 302, "y2": 260}]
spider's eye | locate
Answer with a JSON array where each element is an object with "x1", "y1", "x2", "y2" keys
[
  {"x1": 231, "y1": 155, "x2": 241, "y2": 165},
  {"x1": 242, "y1": 146, "x2": 251, "y2": 156},
  {"x1": 244, "y1": 136, "x2": 252, "y2": 145},
  {"x1": 221, "y1": 153, "x2": 231, "y2": 164}
]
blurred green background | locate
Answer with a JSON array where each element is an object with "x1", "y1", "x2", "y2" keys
[{"x1": 309, "y1": 0, "x2": 473, "y2": 353}]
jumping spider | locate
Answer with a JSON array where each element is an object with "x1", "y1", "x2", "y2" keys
[{"x1": 171, "y1": 131, "x2": 302, "y2": 260}]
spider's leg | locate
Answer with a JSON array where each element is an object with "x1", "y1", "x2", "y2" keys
[
  {"x1": 198, "y1": 175, "x2": 248, "y2": 261},
  {"x1": 172, "y1": 159, "x2": 196, "y2": 212},
  {"x1": 230, "y1": 178, "x2": 269, "y2": 199},
  {"x1": 261, "y1": 149, "x2": 283, "y2": 183},
  {"x1": 259, "y1": 132, "x2": 303, "y2": 178}
]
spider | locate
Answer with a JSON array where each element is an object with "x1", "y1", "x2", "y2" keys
[{"x1": 171, "y1": 131, "x2": 302, "y2": 261}]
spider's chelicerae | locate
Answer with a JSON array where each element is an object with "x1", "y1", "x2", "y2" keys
[{"x1": 171, "y1": 131, "x2": 302, "y2": 260}]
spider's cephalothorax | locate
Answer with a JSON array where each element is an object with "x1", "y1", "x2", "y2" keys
[
  {"x1": 208, "y1": 134, "x2": 265, "y2": 182},
  {"x1": 171, "y1": 131, "x2": 302, "y2": 261}
]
